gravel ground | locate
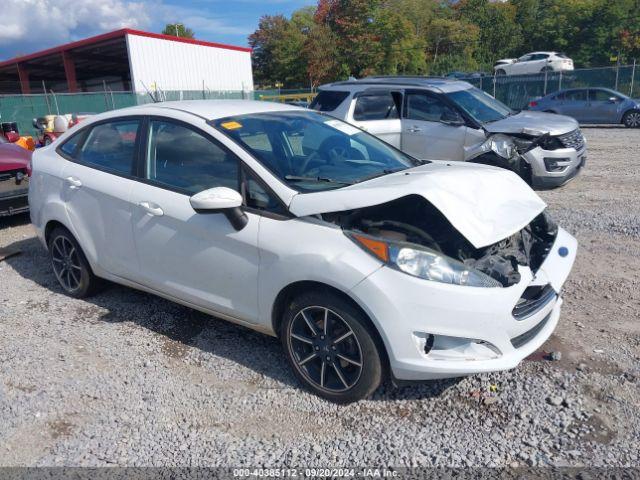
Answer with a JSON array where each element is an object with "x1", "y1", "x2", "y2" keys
[{"x1": 0, "y1": 127, "x2": 638, "y2": 467}]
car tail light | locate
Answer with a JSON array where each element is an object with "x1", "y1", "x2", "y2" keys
[{"x1": 529, "y1": 101, "x2": 538, "y2": 107}]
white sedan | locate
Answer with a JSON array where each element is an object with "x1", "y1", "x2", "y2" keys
[
  {"x1": 494, "y1": 52, "x2": 574, "y2": 75},
  {"x1": 29, "y1": 100, "x2": 577, "y2": 402}
]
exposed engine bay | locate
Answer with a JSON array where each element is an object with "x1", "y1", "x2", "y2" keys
[{"x1": 323, "y1": 195, "x2": 558, "y2": 287}]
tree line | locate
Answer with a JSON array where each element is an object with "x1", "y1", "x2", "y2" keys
[{"x1": 248, "y1": 0, "x2": 640, "y2": 89}]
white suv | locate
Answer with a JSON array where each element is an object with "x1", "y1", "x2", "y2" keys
[
  {"x1": 311, "y1": 77, "x2": 586, "y2": 189},
  {"x1": 494, "y1": 52, "x2": 574, "y2": 76},
  {"x1": 29, "y1": 100, "x2": 577, "y2": 402}
]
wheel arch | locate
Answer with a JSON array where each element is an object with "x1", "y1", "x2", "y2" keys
[
  {"x1": 622, "y1": 108, "x2": 640, "y2": 125},
  {"x1": 44, "y1": 219, "x2": 69, "y2": 245},
  {"x1": 271, "y1": 280, "x2": 390, "y2": 373}
]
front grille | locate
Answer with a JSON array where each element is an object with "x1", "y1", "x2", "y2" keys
[
  {"x1": 512, "y1": 284, "x2": 556, "y2": 320},
  {"x1": 0, "y1": 194, "x2": 29, "y2": 216},
  {"x1": 557, "y1": 129, "x2": 585, "y2": 151},
  {"x1": 510, "y1": 311, "x2": 552, "y2": 349},
  {"x1": 0, "y1": 169, "x2": 25, "y2": 182}
]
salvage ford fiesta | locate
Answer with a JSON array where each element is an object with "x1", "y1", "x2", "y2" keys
[{"x1": 29, "y1": 100, "x2": 577, "y2": 403}]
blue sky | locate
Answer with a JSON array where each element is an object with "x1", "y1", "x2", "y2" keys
[{"x1": 0, "y1": 0, "x2": 315, "y2": 61}]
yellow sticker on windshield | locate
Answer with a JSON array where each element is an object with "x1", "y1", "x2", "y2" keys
[{"x1": 221, "y1": 121, "x2": 242, "y2": 130}]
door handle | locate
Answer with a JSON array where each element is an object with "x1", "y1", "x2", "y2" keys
[
  {"x1": 138, "y1": 201, "x2": 164, "y2": 217},
  {"x1": 408, "y1": 126, "x2": 422, "y2": 133},
  {"x1": 65, "y1": 176, "x2": 82, "y2": 189}
]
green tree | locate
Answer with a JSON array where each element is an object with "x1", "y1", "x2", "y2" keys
[
  {"x1": 162, "y1": 23, "x2": 195, "y2": 39},
  {"x1": 457, "y1": 0, "x2": 523, "y2": 68}
]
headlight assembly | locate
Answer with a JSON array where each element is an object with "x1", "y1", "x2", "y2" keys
[
  {"x1": 347, "y1": 232, "x2": 501, "y2": 288},
  {"x1": 485, "y1": 134, "x2": 516, "y2": 159}
]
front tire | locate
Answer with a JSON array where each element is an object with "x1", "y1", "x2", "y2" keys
[
  {"x1": 281, "y1": 290, "x2": 383, "y2": 403},
  {"x1": 496, "y1": 69, "x2": 506, "y2": 76},
  {"x1": 48, "y1": 227, "x2": 101, "y2": 298},
  {"x1": 622, "y1": 110, "x2": 640, "y2": 128}
]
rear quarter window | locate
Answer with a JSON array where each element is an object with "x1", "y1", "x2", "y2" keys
[{"x1": 310, "y1": 91, "x2": 350, "y2": 112}]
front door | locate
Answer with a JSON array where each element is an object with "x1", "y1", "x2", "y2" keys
[
  {"x1": 587, "y1": 89, "x2": 621, "y2": 123},
  {"x1": 349, "y1": 90, "x2": 402, "y2": 149},
  {"x1": 129, "y1": 118, "x2": 260, "y2": 323},
  {"x1": 401, "y1": 90, "x2": 467, "y2": 161}
]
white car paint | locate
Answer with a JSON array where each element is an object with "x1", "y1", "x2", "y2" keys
[
  {"x1": 288, "y1": 161, "x2": 546, "y2": 249},
  {"x1": 494, "y1": 52, "x2": 574, "y2": 75},
  {"x1": 30, "y1": 100, "x2": 577, "y2": 387}
]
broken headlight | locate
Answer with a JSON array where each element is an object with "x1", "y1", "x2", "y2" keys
[
  {"x1": 347, "y1": 232, "x2": 501, "y2": 288},
  {"x1": 485, "y1": 134, "x2": 516, "y2": 159}
]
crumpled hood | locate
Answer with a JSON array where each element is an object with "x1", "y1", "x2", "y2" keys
[
  {"x1": 484, "y1": 110, "x2": 578, "y2": 136},
  {"x1": 288, "y1": 161, "x2": 547, "y2": 249}
]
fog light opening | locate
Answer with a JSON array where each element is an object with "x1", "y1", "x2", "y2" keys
[{"x1": 424, "y1": 334, "x2": 435, "y2": 354}]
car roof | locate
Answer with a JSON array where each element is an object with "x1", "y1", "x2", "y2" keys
[
  {"x1": 114, "y1": 100, "x2": 301, "y2": 120},
  {"x1": 319, "y1": 76, "x2": 474, "y2": 94}
]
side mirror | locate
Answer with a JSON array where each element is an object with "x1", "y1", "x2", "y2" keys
[
  {"x1": 441, "y1": 109, "x2": 465, "y2": 127},
  {"x1": 190, "y1": 187, "x2": 248, "y2": 231},
  {"x1": 608, "y1": 97, "x2": 618, "y2": 103}
]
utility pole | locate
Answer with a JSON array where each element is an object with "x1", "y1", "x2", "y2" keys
[
  {"x1": 173, "y1": 23, "x2": 184, "y2": 37},
  {"x1": 631, "y1": 58, "x2": 636, "y2": 98}
]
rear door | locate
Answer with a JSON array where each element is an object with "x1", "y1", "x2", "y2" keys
[
  {"x1": 60, "y1": 118, "x2": 141, "y2": 278},
  {"x1": 348, "y1": 89, "x2": 402, "y2": 148},
  {"x1": 558, "y1": 89, "x2": 588, "y2": 122},
  {"x1": 401, "y1": 89, "x2": 467, "y2": 160}
]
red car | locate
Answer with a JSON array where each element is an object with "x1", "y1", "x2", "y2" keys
[{"x1": 0, "y1": 134, "x2": 31, "y2": 217}]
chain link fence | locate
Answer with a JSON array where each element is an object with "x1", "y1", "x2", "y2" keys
[
  {"x1": 464, "y1": 64, "x2": 639, "y2": 110},
  {"x1": 2, "y1": 65, "x2": 638, "y2": 136}
]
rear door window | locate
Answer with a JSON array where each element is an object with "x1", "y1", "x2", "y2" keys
[
  {"x1": 566, "y1": 90, "x2": 587, "y2": 102},
  {"x1": 309, "y1": 91, "x2": 349, "y2": 112},
  {"x1": 76, "y1": 120, "x2": 139, "y2": 175},
  {"x1": 353, "y1": 93, "x2": 399, "y2": 121}
]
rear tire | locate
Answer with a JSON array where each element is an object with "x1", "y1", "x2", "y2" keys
[
  {"x1": 622, "y1": 110, "x2": 640, "y2": 128},
  {"x1": 496, "y1": 69, "x2": 506, "y2": 76},
  {"x1": 48, "y1": 227, "x2": 101, "y2": 298},
  {"x1": 281, "y1": 290, "x2": 383, "y2": 403}
]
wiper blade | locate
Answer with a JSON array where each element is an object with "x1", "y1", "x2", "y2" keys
[
  {"x1": 284, "y1": 175, "x2": 353, "y2": 185},
  {"x1": 356, "y1": 168, "x2": 406, "y2": 183}
]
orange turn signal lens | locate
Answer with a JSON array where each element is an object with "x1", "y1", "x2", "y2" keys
[{"x1": 351, "y1": 234, "x2": 389, "y2": 262}]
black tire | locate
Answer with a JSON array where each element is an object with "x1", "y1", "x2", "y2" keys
[
  {"x1": 281, "y1": 290, "x2": 384, "y2": 403},
  {"x1": 496, "y1": 69, "x2": 506, "y2": 75},
  {"x1": 48, "y1": 226, "x2": 101, "y2": 298},
  {"x1": 622, "y1": 110, "x2": 640, "y2": 128},
  {"x1": 43, "y1": 137, "x2": 52, "y2": 146}
]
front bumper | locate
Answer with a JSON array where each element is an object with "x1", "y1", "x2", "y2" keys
[
  {"x1": 0, "y1": 175, "x2": 29, "y2": 217},
  {"x1": 523, "y1": 144, "x2": 587, "y2": 189},
  {"x1": 350, "y1": 227, "x2": 577, "y2": 381}
]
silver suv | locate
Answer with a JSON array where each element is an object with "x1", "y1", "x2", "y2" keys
[{"x1": 311, "y1": 77, "x2": 587, "y2": 189}]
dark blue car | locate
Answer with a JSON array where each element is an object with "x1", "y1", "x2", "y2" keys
[{"x1": 528, "y1": 88, "x2": 640, "y2": 127}]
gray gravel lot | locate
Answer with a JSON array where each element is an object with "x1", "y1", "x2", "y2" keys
[{"x1": 0, "y1": 128, "x2": 639, "y2": 467}]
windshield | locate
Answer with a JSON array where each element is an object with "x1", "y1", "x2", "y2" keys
[
  {"x1": 446, "y1": 87, "x2": 513, "y2": 124},
  {"x1": 213, "y1": 111, "x2": 422, "y2": 192}
]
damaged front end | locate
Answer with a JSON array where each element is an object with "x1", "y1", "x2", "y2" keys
[
  {"x1": 324, "y1": 195, "x2": 558, "y2": 288},
  {"x1": 468, "y1": 132, "x2": 566, "y2": 182}
]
